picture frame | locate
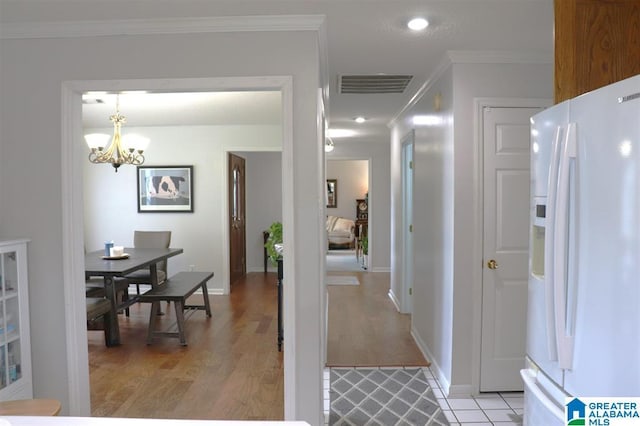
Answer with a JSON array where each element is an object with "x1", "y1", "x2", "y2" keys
[
  {"x1": 137, "y1": 165, "x2": 194, "y2": 212},
  {"x1": 326, "y1": 179, "x2": 337, "y2": 208}
]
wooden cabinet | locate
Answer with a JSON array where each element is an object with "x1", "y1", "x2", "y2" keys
[
  {"x1": 554, "y1": 0, "x2": 640, "y2": 103},
  {"x1": 0, "y1": 239, "x2": 32, "y2": 400}
]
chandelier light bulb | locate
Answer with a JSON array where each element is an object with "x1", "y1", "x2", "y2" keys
[{"x1": 84, "y1": 133, "x2": 111, "y2": 150}]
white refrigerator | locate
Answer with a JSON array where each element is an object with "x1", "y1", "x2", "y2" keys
[{"x1": 522, "y1": 74, "x2": 640, "y2": 425}]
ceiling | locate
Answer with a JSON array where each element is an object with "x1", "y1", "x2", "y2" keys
[{"x1": 2, "y1": 0, "x2": 555, "y2": 145}]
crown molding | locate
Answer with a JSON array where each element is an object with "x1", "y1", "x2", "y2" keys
[
  {"x1": 387, "y1": 52, "x2": 452, "y2": 128},
  {"x1": 387, "y1": 49, "x2": 552, "y2": 128},
  {"x1": 0, "y1": 14, "x2": 325, "y2": 39}
]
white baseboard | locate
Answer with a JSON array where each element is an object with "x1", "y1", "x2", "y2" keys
[
  {"x1": 447, "y1": 384, "x2": 475, "y2": 398},
  {"x1": 410, "y1": 326, "x2": 475, "y2": 398},
  {"x1": 388, "y1": 289, "x2": 401, "y2": 312},
  {"x1": 411, "y1": 326, "x2": 451, "y2": 396}
]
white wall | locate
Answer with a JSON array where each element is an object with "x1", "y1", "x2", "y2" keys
[
  {"x1": 83, "y1": 126, "x2": 282, "y2": 290},
  {"x1": 0, "y1": 21, "x2": 325, "y2": 425},
  {"x1": 326, "y1": 159, "x2": 368, "y2": 221},
  {"x1": 326, "y1": 140, "x2": 390, "y2": 271},
  {"x1": 241, "y1": 151, "x2": 282, "y2": 272},
  {"x1": 390, "y1": 53, "x2": 553, "y2": 396},
  {"x1": 391, "y1": 66, "x2": 455, "y2": 388}
]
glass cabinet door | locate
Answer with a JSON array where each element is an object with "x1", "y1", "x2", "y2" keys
[{"x1": 0, "y1": 250, "x2": 22, "y2": 390}]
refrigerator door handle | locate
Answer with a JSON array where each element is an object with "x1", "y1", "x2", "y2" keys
[
  {"x1": 544, "y1": 125, "x2": 563, "y2": 361},
  {"x1": 520, "y1": 369, "x2": 565, "y2": 422},
  {"x1": 553, "y1": 122, "x2": 577, "y2": 370}
]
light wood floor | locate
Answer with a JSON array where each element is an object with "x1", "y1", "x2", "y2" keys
[
  {"x1": 326, "y1": 270, "x2": 429, "y2": 367},
  {"x1": 89, "y1": 270, "x2": 427, "y2": 419},
  {"x1": 89, "y1": 272, "x2": 284, "y2": 420}
]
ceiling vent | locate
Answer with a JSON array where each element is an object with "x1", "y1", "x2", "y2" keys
[{"x1": 338, "y1": 74, "x2": 413, "y2": 94}]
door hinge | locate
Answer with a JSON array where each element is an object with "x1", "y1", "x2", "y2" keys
[
  {"x1": 409, "y1": 288, "x2": 412, "y2": 296},
  {"x1": 409, "y1": 224, "x2": 413, "y2": 232},
  {"x1": 409, "y1": 161, "x2": 413, "y2": 169}
]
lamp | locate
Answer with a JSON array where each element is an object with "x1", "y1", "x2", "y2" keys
[
  {"x1": 85, "y1": 95, "x2": 149, "y2": 172},
  {"x1": 325, "y1": 137, "x2": 335, "y2": 153}
]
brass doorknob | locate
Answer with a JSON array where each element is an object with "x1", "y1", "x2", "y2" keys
[{"x1": 487, "y1": 259, "x2": 498, "y2": 270}]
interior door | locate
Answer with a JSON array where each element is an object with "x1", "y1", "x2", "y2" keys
[
  {"x1": 480, "y1": 106, "x2": 542, "y2": 391},
  {"x1": 229, "y1": 153, "x2": 246, "y2": 287}
]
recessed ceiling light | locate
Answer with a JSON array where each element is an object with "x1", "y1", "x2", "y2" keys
[
  {"x1": 407, "y1": 17, "x2": 429, "y2": 31},
  {"x1": 354, "y1": 116, "x2": 367, "y2": 124}
]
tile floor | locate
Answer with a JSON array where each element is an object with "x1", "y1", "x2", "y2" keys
[{"x1": 324, "y1": 367, "x2": 523, "y2": 426}]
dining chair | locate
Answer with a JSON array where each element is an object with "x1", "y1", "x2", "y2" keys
[
  {"x1": 124, "y1": 230, "x2": 172, "y2": 294},
  {"x1": 84, "y1": 246, "x2": 133, "y2": 316},
  {"x1": 85, "y1": 276, "x2": 133, "y2": 316}
]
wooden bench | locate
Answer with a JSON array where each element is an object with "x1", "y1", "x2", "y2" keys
[
  {"x1": 137, "y1": 271, "x2": 213, "y2": 345},
  {"x1": 86, "y1": 297, "x2": 115, "y2": 347}
]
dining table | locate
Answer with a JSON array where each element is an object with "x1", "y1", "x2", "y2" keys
[{"x1": 84, "y1": 247, "x2": 184, "y2": 346}]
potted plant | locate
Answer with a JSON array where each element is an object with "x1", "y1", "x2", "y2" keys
[
  {"x1": 361, "y1": 235, "x2": 368, "y2": 270},
  {"x1": 264, "y1": 221, "x2": 283, "y2": 264}
]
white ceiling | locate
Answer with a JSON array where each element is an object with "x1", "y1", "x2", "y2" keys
[{"x1": 2, "y1": 0, "x2": 555, "y2": 144}]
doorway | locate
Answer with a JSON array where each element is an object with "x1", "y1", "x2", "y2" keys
[
  {"x1": 325, "y1": 159, "x2": 369, "y2": 272},
  {"x1": 64, "y1": 77, "x2": 298, "y2": 416}
]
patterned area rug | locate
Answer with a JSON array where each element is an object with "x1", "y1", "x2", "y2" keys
[{"x1": 330, "y1": 368, "x2": 449, "y2": 425}]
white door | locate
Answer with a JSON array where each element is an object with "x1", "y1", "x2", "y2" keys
[
  {"x1": 401, "y1": 135, "x2": 414, "y2": 314},
  {"x1": 480, "y1": 106, "x2": 542, "y2": 391}
]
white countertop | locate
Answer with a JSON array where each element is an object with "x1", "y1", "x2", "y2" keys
[{"x1": 0, "y1": 418, "x2": 309, "y2": 426}]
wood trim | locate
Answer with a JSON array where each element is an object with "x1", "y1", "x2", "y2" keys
[{"x1": 555, "y1": 0, "x2": 640, "y2": 103}]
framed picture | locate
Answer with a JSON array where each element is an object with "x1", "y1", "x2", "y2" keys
[
  {"x1": 326, "y1": 179, "x2": 337, "y2": 208},
  {"x1": 137, "y1": 165, "x2": 194, "y2": 212}
]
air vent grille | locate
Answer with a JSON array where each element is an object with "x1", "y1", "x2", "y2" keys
[{"x1": 338, "y1": 74, "x2": 413, "y2": 94}]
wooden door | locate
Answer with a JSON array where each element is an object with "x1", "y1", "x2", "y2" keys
[
  {"x1": 480, "y1": 106, "x2": 541, "y2": 391},
  {"x1": 229, "y1": 153, "x2": 246, "y2": 287}
]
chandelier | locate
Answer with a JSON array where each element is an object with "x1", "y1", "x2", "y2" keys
[{"x1": 85, "y1": 95, "x2": 149, "y2": 172}]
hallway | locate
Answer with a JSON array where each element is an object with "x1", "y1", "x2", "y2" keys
[{"x1": 326, "y1": 270, "x2": 428, "y2": 367}]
